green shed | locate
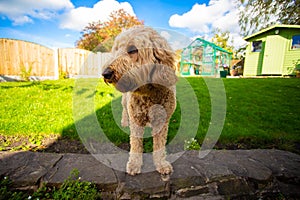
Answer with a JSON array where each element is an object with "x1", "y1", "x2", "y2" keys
[
  {"x1": 243, "y1": 24, "x2": 300, "y2": 76},
  {"x1": 180, "y1": 38, "x2": 232, "y2": 76}
]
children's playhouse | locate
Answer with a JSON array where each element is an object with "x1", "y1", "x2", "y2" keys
[{"x1": 180, "y1": 38, "x2": 232, "y2": 76}]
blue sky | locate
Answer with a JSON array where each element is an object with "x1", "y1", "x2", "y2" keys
[{"x1": 0, "y1": 0, "x2": 246, "y2": 49}]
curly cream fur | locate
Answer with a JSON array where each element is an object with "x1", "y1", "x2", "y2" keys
[{"x1": 102, "y1": 26, "x2": 177, "y2": 175}]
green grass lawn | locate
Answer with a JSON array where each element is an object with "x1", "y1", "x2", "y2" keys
[{"x1": 0, "y1": 78, "x2": 299, "y2": 153}]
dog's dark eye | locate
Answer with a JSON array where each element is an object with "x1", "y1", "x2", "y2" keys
[{"x1": 127, "y1": 45, "x2": 138, "y2": 54}]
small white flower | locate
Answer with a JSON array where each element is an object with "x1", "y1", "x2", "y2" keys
[{"x1": 28, "y1": 196, "x2": 32, "y2": 200}]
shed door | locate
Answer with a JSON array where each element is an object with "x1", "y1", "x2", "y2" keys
[{"x1": 262, "y1": 35, "x2": 286, "y2": 75}]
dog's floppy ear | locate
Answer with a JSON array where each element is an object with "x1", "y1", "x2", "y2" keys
[
  {"x1": 151, "y1": 34, "x2": 176, "y2": 70},
  {"x1": 150, "y1": 34, "x2": 177, "y2": 87}
]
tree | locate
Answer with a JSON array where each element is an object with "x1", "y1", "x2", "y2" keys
[
  {"x1": 238, "y1": 0, "x2": 300, "y2": 36},
  {"x1": 211, "y1": 28, "x2": 235, "y2": 53},
  {"x1": 76, "y1": 9, "x2": 143, "y2": 52}
]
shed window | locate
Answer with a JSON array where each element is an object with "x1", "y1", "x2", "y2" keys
[
  {"x1": 291, "y1": 35, "x2": 300, "y2": 49},
  {"x1": 252, "y1": 41, "x2": 262, "y2": 52}
]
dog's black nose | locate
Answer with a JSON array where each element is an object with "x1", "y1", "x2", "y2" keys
[{"x1": 102, "y1": 68, "x2": 114, "y2": 79}]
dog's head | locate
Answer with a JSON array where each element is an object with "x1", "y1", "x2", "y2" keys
[{"x1": 102, "y1": 26, "x2": 177, "y2": 93}]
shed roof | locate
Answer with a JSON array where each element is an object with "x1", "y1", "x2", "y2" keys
[{"x1": 243, "y1": 24, "x2": 300, "y2": 41}]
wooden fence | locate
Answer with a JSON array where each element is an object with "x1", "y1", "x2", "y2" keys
[
  {"x1": 58, "y1": 48, "x2": 110, "y2": 77},
  {"x1": 0, "y1": 38, "x2": 55, "y2": 77},
  {"x1": 0, "y1": 38, "x2": 111, "y2": 79}
]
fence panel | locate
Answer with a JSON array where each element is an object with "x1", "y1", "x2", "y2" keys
[
  {"x1": 58, "y1": 48, "x2": 111, "y2": 77},
  {"x1": 0, "y1": 38, "x2": 54, "y2": 77},
  {"x1": 0, "y1": 39, "x2": 112, "y2": 79}
]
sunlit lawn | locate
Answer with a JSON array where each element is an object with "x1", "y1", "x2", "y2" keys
[{"x1": 0, "y1": 77, "x2": 299, "y2": 153}]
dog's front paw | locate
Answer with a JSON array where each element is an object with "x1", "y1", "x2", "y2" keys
[
  {"x1": 126, "y1": 161, "x2": 142, "y2": 175},
  {"x1": 156, "y1": 161, "x2": 173, "y2": 175}
]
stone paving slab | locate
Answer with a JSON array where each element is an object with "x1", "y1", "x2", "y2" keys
[
  {"x1": 0, "y1": 151, "x2": 62, "y2": 190},
  {"x1": 1, "y1": 149, "x2": 300, "y2": 199},
  {"x1": 43, "y1": 153, "x2": 118, "y2": 191}
]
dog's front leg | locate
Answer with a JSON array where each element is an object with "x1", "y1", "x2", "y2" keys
[
  {"x1": 149, "y1": 104, "x2": 173, "y2": 175},
  {"x1": 121, "y1": 94, "x2": 129, "y2": 127},
  {"x1": 127, "y1": 123, "x2": 144, "y2": 175},
  {"x1": 152, "y1": 123, "x2": 173, "y2": 175}
]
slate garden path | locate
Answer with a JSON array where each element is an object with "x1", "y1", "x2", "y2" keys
[{"x1": 1, "y1": 149, "x2": 299, "y2": 199}]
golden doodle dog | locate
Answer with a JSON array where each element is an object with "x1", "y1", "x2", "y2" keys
[{"x1": 102, "y1": 26, "x2": 177, "y2": 175}]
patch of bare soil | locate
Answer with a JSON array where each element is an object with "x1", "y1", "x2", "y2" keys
[
  {"x1": 0, "y1": 135, "x2": 90, "y2": 154},
  {"x1": 40, "y1": 138, "x2": 131, "y2": 154},
  {"x1": 0, "y1": 134, "x2": 132, "y2": 154},
  {"x1": 39, "y1": 137, "x2": 90, "y2": 154},
  {"x1": 1, "y1": 135, "x2": 299, "y2": 155}
]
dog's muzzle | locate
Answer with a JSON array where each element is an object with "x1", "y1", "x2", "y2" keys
[
  {"x1": 102, "y1": 67, "x2": 114, "y2": 82},
  {"x1": 102, "y1": 67, "x2": 114, "y2": 79}
]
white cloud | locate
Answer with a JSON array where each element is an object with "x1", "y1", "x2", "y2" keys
[
  {"x1": 231, "y1": 33, "x2": 247, "y2": 49},
  {"x1": 0, "y1": 0, "x2": 136, "y2": 32},
  {"x1": 12, "y1": 16, "x2": 33, "y2": 25},
  {"x1": 60, "y1": 0, "x2": 136, "y2": 31},
  {"x1": 160, "y1": 31, "x2": 171, "y2": 40},
  {"x1": 169, "y1": 0, "x2": 235, "y2": 33},
  {"x1": 169, "y1": 0, "x2": 247, "y2": 49},
  {"x1": 0, "y1": 0, "x2": 73, "y2": 25},
  {"x1": 155, "y1": 28, "x2": 192, "y2": 50}
]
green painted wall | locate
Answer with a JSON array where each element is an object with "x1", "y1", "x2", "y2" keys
[
  {"x1": 244, "y1": 27, "x2": 300, "y2": 76},
  {"x1": 282, "y1": 29, "x2": 300, "y2": 75},
  {"x1": 262, "y1": 35, "x2": 286, "y2": 74},
  {"x1": 244, "y1": 39, "x2": 265, "y2": 76}
]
